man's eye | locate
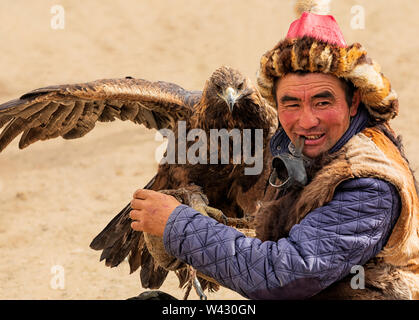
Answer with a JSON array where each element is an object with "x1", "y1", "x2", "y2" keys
[
  {"x1": 285, "y1": 104, "x2": 299, "y2": 108},
  {"x1": 317, "y1": 101, "x2": 331, "y2": 107}
]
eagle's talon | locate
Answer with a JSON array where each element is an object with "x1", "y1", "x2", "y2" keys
[
  {"x1": 204, "y1": 205, "x2": 229, "y2": 225},
  {"x1": 182, "y1": 266, "x2": 208, "y2": 300},
  {"x1": 159, "y1": 186, "x2": 207, "y2": 206},
  {"x1": 160, "y1": 188, "x2": 232, "y2": 226},
  {"x1": 193, "y1": 277, "x2": 207, "y2": 300}
]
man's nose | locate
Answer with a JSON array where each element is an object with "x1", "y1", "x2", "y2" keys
[{"x1": 298, "y1": 106, "x2": 319, "y2": 129}]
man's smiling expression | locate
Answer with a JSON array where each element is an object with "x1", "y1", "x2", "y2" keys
[{"x1": 275, "y1": 73, "x2": 360, "y2": 158}]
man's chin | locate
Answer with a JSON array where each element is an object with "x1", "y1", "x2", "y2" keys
[{"x1": 302, "y1": 147, "x2": 327, "y2": 159}]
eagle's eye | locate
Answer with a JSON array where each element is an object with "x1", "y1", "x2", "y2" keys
[
  {"x1": 214, "y1": 83, "x2": 222, "y2": 92},
  {"x1": 237, "y1": 82, "x2": 244, "y2": 91}
]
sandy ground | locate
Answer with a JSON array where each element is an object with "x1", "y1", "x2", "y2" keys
[{"x1": 0, "y1": 0, "x2": 418, "y2": 300}]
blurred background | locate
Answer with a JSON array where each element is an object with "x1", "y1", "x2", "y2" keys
[{"x1": 0, "y1": 0, "x2": 417, "y2": 299}]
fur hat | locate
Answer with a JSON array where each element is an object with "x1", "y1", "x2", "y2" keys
[{"x1": 257, "y1": 0, "x2": 398, "y2": 122}]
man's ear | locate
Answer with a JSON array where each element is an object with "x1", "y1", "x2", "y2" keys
[{"x1": 350, "y1": 90, "x2": 361, "y2": 117}]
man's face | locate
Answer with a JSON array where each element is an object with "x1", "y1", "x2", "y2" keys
[{"x1": 275, "y1": 73, "x2": 359, "y2": 158}]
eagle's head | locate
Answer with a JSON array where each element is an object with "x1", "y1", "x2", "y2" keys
[{"x1": 203, "y1": 66, "x2": 260, "y2": 115}]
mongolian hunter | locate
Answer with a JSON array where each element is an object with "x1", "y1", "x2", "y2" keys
[{"x1": 128, "y1": 0, "x2": 419, "y2": 299}]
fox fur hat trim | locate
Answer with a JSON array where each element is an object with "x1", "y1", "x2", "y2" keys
[{"x1": 257, "y1": 35, "x2": 399, "y2": 122}]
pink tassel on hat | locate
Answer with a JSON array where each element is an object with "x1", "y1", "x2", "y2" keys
[{"x1": 287, "y1": 0, "x2": 347, "y2": 48}]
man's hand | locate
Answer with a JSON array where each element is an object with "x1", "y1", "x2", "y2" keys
[{"x1": 129, "y1": 189, "x2": 181, "y2": 237}]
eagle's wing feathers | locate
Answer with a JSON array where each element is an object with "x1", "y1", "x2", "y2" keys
[
  {"x1": 90, "y1": 173, "x2": 172, "y2": 289},
  {"x1": 0, "y1": 78, "x2": 202, "y2": 152}
]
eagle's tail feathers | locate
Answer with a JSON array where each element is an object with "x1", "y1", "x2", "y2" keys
[
  {"x1": 139, "y1": 247, "x2": 169, "y2": 289},
  {"x1": 89, "y1": 203, "x2": 132, "y2": 251}
]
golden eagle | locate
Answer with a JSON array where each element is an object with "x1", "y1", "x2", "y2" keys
[{"x1": 0, "y1": 66, "x2": 278, "y2": 299}]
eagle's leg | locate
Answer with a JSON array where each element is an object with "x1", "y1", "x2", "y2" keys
[
  {"x1": 200, "y1": 206, "x2": 228, "y2": 225},
  {"x1": 194, "y1": 202, "x2": 253, "y2": 230},
  {"x1": 159, "y1": 187, "x2": 229, "y2": 224},
  {"x1": 193, "y1": 272, "x2": 207, "y2": 300},
  {"x1": 160, "y1": 188, "x2": 255, "y2": 233},
  {"x1": 183, "y1": 266, "x2": 207, "y2": 300},
  {"x1": 180, "y1": 189, "x2": 252, "y2": 229},
  {"x1": 181, "y1": 266, "x2": 207, "y2": 300}
]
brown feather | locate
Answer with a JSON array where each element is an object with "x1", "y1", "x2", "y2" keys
[
  {"x1": 0, "y1": 102, "x2": 59, "y2": 151},
  {"x1": 128, "y1": 233, "x2": 145, "y2": 274},
  {"x1": 90, "y1": 203, "x2": 133, "y2": 251},
  {"x1": 0, "y1": 78, "x2": 197, "y2": 151},
  {"x1": 19, "y1": 102, "x2": 72, "y2": 148},
  {"x1": 139, "y1": 247, "x2": 169, "y2": 289}
]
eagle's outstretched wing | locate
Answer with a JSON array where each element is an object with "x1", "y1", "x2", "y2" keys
[{"x1": 0, "y1": 78, "x2": 202, "y2": 152}]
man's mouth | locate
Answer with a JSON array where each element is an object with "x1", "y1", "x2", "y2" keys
[{"x1": 299, "y1": 133, "x2": 326, "y2": 145}]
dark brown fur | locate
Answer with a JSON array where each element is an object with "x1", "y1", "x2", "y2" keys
[
  {"x1": 255, "y1": 151, "x2": 338, "y2": 242},
  {"x1": 372, "y1": 122, "x2": 419, "y2": 194}
]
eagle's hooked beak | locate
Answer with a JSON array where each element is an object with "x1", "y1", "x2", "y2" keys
[{"x1": 223, "y1": 87, "x2": 239, "y2": 113}]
